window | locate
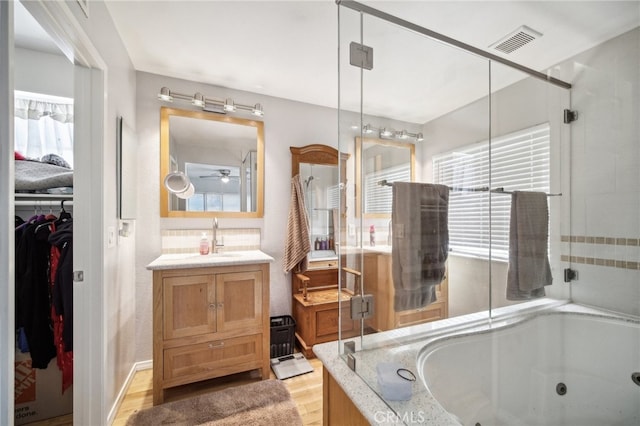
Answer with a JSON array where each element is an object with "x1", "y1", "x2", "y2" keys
[
  {"x1": 433, "y1": 123, "x2": 550, "y2": 260},
  {"x1": 364, "y1": 164, "x2": 411, "y2": 214},
  {"x1": 14, "y1": 91, "x2": 74, "y2": 167}
]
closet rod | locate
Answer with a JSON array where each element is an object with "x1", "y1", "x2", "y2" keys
[
  {"x1": 377, "y1": 180, "x2": 562, "y2": 196},
  {"x1": 15, "y1": 200, "x2": 74, "y2": 207}
]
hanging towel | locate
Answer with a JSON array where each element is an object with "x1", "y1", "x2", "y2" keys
[
  {"x1": 506, "y1": 191, "x2": 553, "y2": 300},
  {"x1": 392, "y1": 182, "x2": 449, "y2": 311},
  {"x1": 283, "y1": 175, "x2": 311, "y2": 273}
]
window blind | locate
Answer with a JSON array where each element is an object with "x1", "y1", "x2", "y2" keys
[
  {"x1": 364, "y1": 164, "x2": 411, "y2": 214},
  {"x1": 433, "y1": 123, "x2": 550, "y2": 260}
]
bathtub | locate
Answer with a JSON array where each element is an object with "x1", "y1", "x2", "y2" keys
[{"x1": 417, "y1": 311, "x2": 640, "y2": 426}]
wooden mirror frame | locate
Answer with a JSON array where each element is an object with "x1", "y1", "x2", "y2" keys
[
  {"x1": 160, "y1": 107, "x2": 265, "y2": 218},
  {"x1": 354, "y1": 137, "x2": 416, "y2": 218}
]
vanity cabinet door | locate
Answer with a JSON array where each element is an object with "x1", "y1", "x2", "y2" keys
[
  {"x1": 216, "y1": 270, "x2": 263, "y2": 333},
  {"x1": 163, "y1": 274, "x2": 216, "y2": 340}
]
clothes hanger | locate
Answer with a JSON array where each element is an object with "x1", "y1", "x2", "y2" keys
[{"x1": 57, "y1": 199, "x2": 72, "y2": 223}]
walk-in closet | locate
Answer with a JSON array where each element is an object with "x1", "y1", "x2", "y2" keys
[{"x1": 13, "y1": 3, "x2": 74, "y2": 423}]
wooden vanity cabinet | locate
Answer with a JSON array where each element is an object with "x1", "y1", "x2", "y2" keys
[
  {"x1": 364, "y1": 252, "x2": 448, "y2": 332},
  {"x1": 152, "y1": 263, "x2": 270, "y2": 405}
]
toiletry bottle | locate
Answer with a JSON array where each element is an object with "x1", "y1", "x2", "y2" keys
[
  {"x1": 199, "y1": 233, "x2": 210, "y2": 255},
  {"x1": 370, "y1": 225, "x2": 376, "y2": 247},
  {"x1": 314, "y1": 237, "x2": 320, "y2": 250}
]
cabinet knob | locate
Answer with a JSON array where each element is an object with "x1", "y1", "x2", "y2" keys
[
  {"x1": 208, "y1": 342, "x2": 225, "y2": 349},
  {"x1": 209, "y1": 303, "x2": 216, "y2": 310},
  {"x1": 217, "y1": 302, "x2": 224, "y2": 309}
]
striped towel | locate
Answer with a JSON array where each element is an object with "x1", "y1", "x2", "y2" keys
[{"x1": 283, "y1": 175, "x2": 311, "y2": 273}]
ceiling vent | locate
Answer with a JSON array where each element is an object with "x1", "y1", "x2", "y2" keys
[{"x1": 490, "y1": 25, "x2": 542, "y2": 54}]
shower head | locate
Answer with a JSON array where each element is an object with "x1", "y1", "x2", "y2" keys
[{"x1": 305, "y1": 176, "x2": 315, "y2": 188}]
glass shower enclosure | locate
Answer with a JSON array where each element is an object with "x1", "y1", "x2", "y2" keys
[{"x1": 335, "y1": 0, "x2": 574, "y2": 421}]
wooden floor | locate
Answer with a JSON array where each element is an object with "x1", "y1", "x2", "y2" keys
[{"x1": 27, "y1": 357, "x2": 324, "y2": 426}]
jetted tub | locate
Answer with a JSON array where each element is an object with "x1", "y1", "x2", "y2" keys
[{"x1": 417, "y1": 311, "x2": 640, "y2": 426}]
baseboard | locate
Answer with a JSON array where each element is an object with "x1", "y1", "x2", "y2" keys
[{"x1": 107, "y1": 359, "x2": 152, "y2": 425}]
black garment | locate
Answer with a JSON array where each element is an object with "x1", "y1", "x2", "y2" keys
[
  {"x1": 48, "y1": 220, "x2": 73, "y2": 351},
  {"x1": 16, "y1": 219, "x2": 56, "y2": 369}
]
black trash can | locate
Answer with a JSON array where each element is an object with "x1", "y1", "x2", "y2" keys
[{"x1": 270, "y1": 315, "x2": 296, "y2": 358}]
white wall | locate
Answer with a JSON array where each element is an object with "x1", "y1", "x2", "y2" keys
[
  {"x1": 14, "y1": 47, "x2": 73, "y2": 97},
  {"x1": 555, "y1": 28, "x2": 640, "y2": 315}
]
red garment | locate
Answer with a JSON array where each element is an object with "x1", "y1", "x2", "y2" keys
[{"x1": 49, "y1": 222, "x2": 73, "y2": 393}]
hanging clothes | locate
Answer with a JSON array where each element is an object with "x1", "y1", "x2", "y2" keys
[
  {"x1": 49, "y1": 218, "x2": 73, "y2": 393},
  {"x1": 15, "y1": 217, "x2": 57, "y2": 369}
]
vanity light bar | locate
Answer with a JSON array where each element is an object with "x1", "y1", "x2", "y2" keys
[
  {"x1": 157, "y1": 87, "x2": 264, "y2": 117},
  {"x1": 361, "y1": 123, "x2": 423, "y2": 142}
]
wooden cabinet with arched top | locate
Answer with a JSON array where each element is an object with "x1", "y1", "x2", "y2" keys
[{"x1": 289, "y1": 145, "x2": 356, "y2": 357}]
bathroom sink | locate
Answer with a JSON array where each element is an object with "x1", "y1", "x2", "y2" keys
[{"x1": 207, "y1": 252, "x2": 241, "y2": 258}]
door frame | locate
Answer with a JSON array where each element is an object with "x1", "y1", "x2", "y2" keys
[{"x1": 1, "y1": 1, "x2": 107, "y2": 424}]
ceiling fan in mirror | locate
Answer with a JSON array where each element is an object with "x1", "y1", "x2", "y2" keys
[{"x1": 198, "y1": 169, "x2": 238, "y2": 183}]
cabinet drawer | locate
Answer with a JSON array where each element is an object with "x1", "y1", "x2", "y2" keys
[
  {"x1": 163, "y1": 334, "x2": 262, "y2": 383},
  {"x1": 316, "y1": 305, "x2": 353, "y2": 338},
  {"x1": 395, "y1": 302, "x2": 445, "y2": 328},
  {"x1": 308, "y1": 259, "x2": 339, "y2": 270}
]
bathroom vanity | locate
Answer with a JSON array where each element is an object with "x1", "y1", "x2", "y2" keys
[
  {"x1": 363, "y1": 249, "x2": 448, "y2": 331},
  {"x1": 147, "y1": 251, "x2": 273, "y2": 405}
]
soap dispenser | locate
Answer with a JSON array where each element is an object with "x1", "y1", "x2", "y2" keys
[{"x1": 199, "y1": 232, "x2": 210, "y2": 255}]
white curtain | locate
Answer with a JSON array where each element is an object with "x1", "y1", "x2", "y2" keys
[{"x1": 14, "y1": 96, "x2": 74, "y2": 167}]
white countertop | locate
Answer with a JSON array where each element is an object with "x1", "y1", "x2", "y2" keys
[{"x1": 146, "y1": 250, "x2": 274, "y2": 270}]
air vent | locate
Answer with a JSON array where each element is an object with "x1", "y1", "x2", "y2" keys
[{"x1": 490, "y1": 25, "x2": 542, "y2": 54}]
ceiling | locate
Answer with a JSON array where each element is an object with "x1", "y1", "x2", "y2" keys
[{"x1": 15, "y1": 1, "x2": 640, "y2": 124}]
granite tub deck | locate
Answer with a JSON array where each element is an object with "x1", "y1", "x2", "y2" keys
[{"x1": 313, "y1": 300, "x2": 635, "y2": 426}]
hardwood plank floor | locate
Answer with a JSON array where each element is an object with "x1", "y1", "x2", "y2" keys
[{"x1": 27, "y1": 357, "x2": 324, "y2": 426}]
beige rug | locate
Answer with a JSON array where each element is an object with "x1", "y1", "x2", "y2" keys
[{"x1": 126, "y1": 379, "x2": 303, "y2": 426}]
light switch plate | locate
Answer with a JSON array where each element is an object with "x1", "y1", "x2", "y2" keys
[{"x1": 107, "y1": 226, "x2": 116, "y2": 248}]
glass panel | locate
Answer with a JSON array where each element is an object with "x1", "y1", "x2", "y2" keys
[
  {"x1": 337, "y1": 4, "x2": 575, "y2": 423},
  {"x1": 338, "y1": 5, "x2": 490, "y2": 358},
  {"x1": 488, "y1": 63, "x2": 571, "y2": 317}
]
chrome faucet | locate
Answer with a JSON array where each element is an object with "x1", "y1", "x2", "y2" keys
[
  {"x1": 387, "y1": 219, "x2": 393, "y2": 246},
  {"x1": 212, "y1": 217, "x2": 224, "y2": 253}
]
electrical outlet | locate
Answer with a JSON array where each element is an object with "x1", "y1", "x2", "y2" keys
[{"x1": 107, "y1": 226, "x2": 116, "y2": 248}]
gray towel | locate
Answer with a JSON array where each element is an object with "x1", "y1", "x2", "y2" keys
[
  {"x1": 283, "y1": 175, "x2": 311, "y2": 273},
  {"x1": 506, "y1": 191, "x2": 552, "y2": 300},
  {"x1": 392, "y1": 182, "x2": 449, "y2": 311}
]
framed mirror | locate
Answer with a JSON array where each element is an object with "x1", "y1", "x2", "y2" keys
[
  {"x1": 291, "y1": 145, "x2": 350, "y2": 260},
  {"x1": 160, "y1": 107, "x2": 264, "y2": 218},
  {"x1": 355, "y1": 137, "x2": 415, "y2": 218}
]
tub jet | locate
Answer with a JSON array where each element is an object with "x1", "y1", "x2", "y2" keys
[{"x1": 556, "y1": 382, "x2": 567, "y2": 395}]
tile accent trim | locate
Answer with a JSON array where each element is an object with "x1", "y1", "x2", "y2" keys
[
  {"x1": 561, "y1": 234, "x2": 640, "y2": 271},
  {"x1": 161, "y1": 228, "x2": 261, "y2": 254}
]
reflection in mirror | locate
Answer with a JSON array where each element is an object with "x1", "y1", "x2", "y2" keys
[
  {"x1": 290, "y1": 144, "x2": 350, "y2": 261},
  {"x1": 300, "y1": 163, "x2": 339, "y2": 259},
  {"x1": 160, "y1": 107, "x2": 264, "y2": 218},
  {"x1": 355, "y1": 137, "x2": 415, "y2": 217}
]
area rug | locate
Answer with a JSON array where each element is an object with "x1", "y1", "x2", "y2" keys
[{"x1": 126, "y1": 379, "x2": 302, "y2": 426}]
